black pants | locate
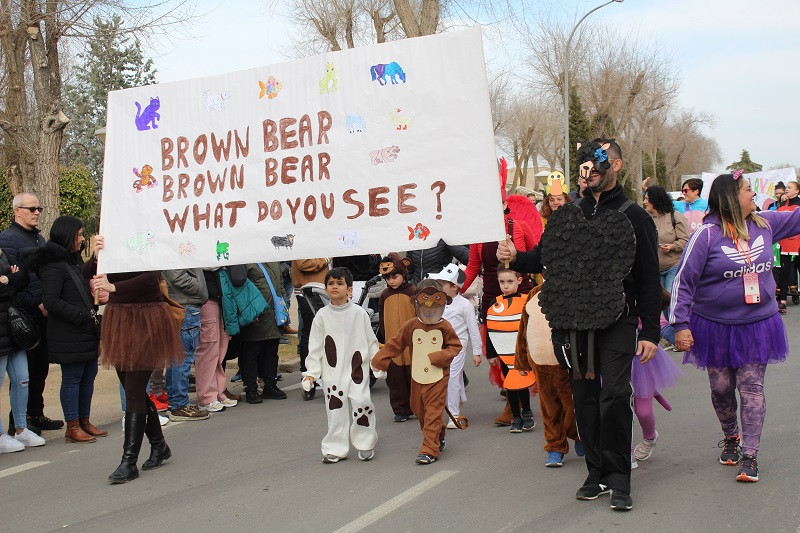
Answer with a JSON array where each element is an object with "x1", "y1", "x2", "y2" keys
[
  {"x1": 240, "y1": 339, "x2": 279, "y2": 392},
  {"x1": 570, "y1": 316, "x2": 636, "y2": 494},
  {"x1": 117, "y1": 369, "x2": 151, "y2": 413},
  {"x1": 26, "y1": 318, "x2": 50, "y2": 417},
  {"x1": 778, "y1": 254, "x2": 798, "y2": 301},
  {"x1": 296, "y1": 288, "x2": 326, "y2": 372}
]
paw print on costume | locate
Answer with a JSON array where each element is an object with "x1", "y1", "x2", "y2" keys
[
  {"x1": 327, "y1": 385, "x2": 345, "y2": 410},
  {"x1": 354, "y1": 406, "x2": 373, "y2": 427},
  {"x1": 351, "y1": 351, "x2": 364, "y2": 384}
]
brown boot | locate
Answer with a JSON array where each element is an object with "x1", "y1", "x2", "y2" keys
[
  {"x1": 79, "y1": 417, "x2": 108, "y2": 437},
  {"x1": 223, "y1": 389, "x2": 241, "y2": 402},
  {"x1": 494, "y1": 401, "x2": 514, "y2": 426},
  {"x1": 65, "y1": 420, "x2": 96, "y2": 443}
]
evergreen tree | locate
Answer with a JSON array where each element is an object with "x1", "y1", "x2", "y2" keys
[
  {"x1": 642, "y1": 148, "x2": 668, "y2": 188},
  {"x1": 63, "y1": 16, "x2": 157, "y2": 190},
  {"x1": 726, "y1": 149, "x2": 763, "y2": 173},
  {"x1": 568, "y1": 84, "x2": 590, "y2": 187}
]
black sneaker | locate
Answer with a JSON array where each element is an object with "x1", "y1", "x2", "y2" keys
[
  {"x1": 245, "y1": 389, "x2": 263, "y2": 404},
  {"x1": 610, "y1": 490, "x2": 633, "y2": 511},
  {"x1": 522, "y1": 410, "x2": 536, "y2": 431},
  {"x1": 575, "y1": 483, "x2": 611, "y2": 500},
  {"x1": 439, "y1": 438, "x2": 446, "y2": 452},
  {"x1": 415, "y1": 453, "x2": 436, "y2": 465},
  {"x1": 718, "y1": 435, "x2": 740, "y2": 465},
  {"x1": 28, "y1": 415, "x2": 63, "y2": 431},
  {"x1": 509, "y1": 417, "x2": 523, "y2": 433},
  {"x1": 394, "y1": 413, "x2": 410, "y2": 422},
  {"x1": 261, "y1": 384, "x2": 287, "y2": 400},
  {"x1": 736, "y1": 455, "x2": 759, "y2": 482}
]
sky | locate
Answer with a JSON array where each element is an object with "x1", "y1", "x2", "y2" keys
[{"x1": 144, "y1": 0, "x2": 800, "y2": 173}]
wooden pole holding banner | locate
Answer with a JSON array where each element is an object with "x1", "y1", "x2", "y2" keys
[
  {"x1": 93, "y1": 238, "x2": 100, "y2": 305},
  {"x1": 503, "y1": 219, "x2": 515, "y2": 268}
]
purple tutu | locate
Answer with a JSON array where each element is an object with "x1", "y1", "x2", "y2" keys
[
  {"x1": 632, "y1": 345, "x2": 683, "y2": 399},
  {"x1": 683, "y1": 313, "x2": 789, "y2": 369}
]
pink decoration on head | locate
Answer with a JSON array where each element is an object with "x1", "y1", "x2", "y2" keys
[{"x1": 733, "y1": 169, "x2": 744, "y2": 181}]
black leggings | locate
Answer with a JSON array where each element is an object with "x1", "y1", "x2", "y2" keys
[
  {"x1": 116, "y1": 369, "x2": 152, "y2": 413},
  {"x1": 499, "y1": 359, "x2": 531, "y2": 417}
]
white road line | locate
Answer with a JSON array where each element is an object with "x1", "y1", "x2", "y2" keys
[
  {"x1": 332, "y1": 469, "x2": 458, "y2": 533},
  {"x1": 0, "y1": 461, "x2": 51, "y2": 479}
]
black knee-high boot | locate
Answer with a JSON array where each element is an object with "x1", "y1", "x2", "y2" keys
[
  {"x1": 108, "y1": 412, "x2": 146, "y2": 484},
  {"x1": 142, "y1": 398, "x2": 171, "y2": 470}
]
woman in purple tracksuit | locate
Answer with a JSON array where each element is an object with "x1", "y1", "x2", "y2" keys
[{"x1": 670, "y1": 172, "x2": 800, "y2": 483}]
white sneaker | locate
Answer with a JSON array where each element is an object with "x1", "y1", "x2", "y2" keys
[
  {"x1": 634, "y1": 430, "x2": 658, "y2": 461},
  {"x1": 14, "y1": 428, "x2": 46, "y2": 447},
  {"x1": 0, "y1": 433, "x2": 25, "y2": 453},
  {"x1": 446, "y1": 419, "x2": 458, "y2": 429},
  {"x1": 219, "y1": 397, "x2": 237, "y2": 408},
  {"x1": 199, "y1": 401, "x2": 225, "y2": 412},
  {"x1": 358, "y1": 449, "x2": 375, "y2": 461},
  {"x1": 159, "y1": 414, "x2": 169, "y2": 426}
]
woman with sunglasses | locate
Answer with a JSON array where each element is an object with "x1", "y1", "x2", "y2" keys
[{"x1": 670, "y1": 172, "x2": 800, "y2": 483}]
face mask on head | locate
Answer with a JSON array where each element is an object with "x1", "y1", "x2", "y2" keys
[
  {"x1": 414, "y1": 286, "x2": 452, "y2": 325},
  {"x1": 576, "y1": 141, "x2": 614, "y2": 178}
]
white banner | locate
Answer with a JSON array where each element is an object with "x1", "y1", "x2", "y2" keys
[
  {"x1": 701, "y1": 168, "x2": 797, "y2": 210},
  {"x1": 98, "y1": 28, "x2": 503, "y2": 273}
]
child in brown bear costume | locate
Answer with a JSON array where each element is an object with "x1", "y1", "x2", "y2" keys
[{"x1": 372, "y1": 279, "x2": 462, "y2": 464}]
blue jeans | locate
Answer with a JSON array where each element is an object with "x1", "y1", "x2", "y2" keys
[
  {"x1": 166, "y1": 305, "x2": 201, "y2": 409},
  {"x1": 660, "y1": 264, "x2": 679, "y2": 294},
  {"x1": 661, "y1": 323, "x2": 675, "y2": 345},
  {"x1": 59, "y1": 359, "x2": 98, "y2": 421},
  {"x1": 0, "y1": 349, "x2": 29, "y2": 432}
]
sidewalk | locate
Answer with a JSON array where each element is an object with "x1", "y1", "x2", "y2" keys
[{"x1": 1, "y1": 337, "x2": 300, "y2": 438}]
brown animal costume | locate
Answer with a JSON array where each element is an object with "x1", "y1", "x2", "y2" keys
[
  {"x1": 373, "y1": 280, "x2": 462, "y2": 463},
  {"x1": 515, "y1": 286, "x2": 580, "y2": 455},
  {"x1": 377, "y1": 253, "x2": 416, "y2": 418}
]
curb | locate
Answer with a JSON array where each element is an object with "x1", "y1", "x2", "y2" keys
[{"x1": 279, "y1": 357, "x2": 300, "y2": 373}]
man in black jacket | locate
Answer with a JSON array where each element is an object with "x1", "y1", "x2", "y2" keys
[
  {"x1": 497, "y1": 139, "x2": 660, "y2": 512},
  {"x1": 0, "y1": 193, "x2": 64, "y2": 433}
]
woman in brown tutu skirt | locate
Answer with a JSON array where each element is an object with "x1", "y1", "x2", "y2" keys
[{"x1": 87, "y1": 236, "x2": 183, "y2": 484}]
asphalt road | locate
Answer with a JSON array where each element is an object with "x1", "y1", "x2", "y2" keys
[{"x1": 2, "y1": 317, "x2": 799, "y2": 533}]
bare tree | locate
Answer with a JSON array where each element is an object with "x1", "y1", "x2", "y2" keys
[
  {"x1": 283, "y1": 0, "x2": 401, "y2": 55},
  {"x1": 0, "y1": 0, "x2": 192, "y2": 233},
  {"x1": 523, "y1": 20, "x2": 719, "y2": 192}
]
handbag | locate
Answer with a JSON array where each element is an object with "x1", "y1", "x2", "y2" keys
[
  {"x1": 257, "y1": 263, "x2": 289, "y2": 327},
  {"x1": 7, "y1": 305, "x2": 40, "y2": 350},
  {"x1": 159, "y1": 280, "x2": 186, "y2": 333},
  {"x1": 64, "y1": 263, "x2": 101, "y2": 339}
]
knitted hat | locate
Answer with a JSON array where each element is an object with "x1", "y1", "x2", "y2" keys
[{"x1": 379, "y1": 252, "x2": 410, "y2": 278}]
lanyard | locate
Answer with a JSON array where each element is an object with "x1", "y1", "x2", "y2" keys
[{"x1": 727, "y1": 223, "x2": 752, "y2": 266}]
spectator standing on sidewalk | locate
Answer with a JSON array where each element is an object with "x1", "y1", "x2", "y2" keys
[
  {"x1": 0, "y1": 192, "x2": 64, "y2": 434},
  {"x1": 196, "y1": 268, "x2": 236, "y2": 413},
  {"x1": 39, "y1": 216, "x2": 105, "y2": 443},
  {"x1": 162, "y1": 269, "x2": 210, "y2": 421},
  {"x1": 0, "y1": 247, "x2": 45, "y2": 452},
  {"x1": 239, "y1": 263, "x2": 287, "y2": 404}
]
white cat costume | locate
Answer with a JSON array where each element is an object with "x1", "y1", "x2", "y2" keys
[{"x1": 304, "y1": 301, "x2": 380, "y2": 458}]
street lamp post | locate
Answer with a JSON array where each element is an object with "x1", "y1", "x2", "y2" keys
[{"x1": 563, "y1": 0, "x2": 623, "y2": 191}]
